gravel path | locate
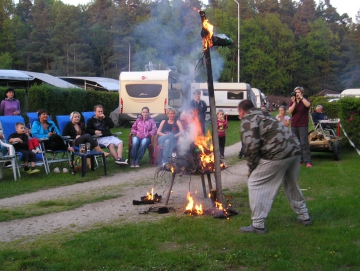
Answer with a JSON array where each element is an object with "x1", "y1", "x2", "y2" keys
[{"x1": 0, "y1": 142, "x2": 247, "y2": 242}]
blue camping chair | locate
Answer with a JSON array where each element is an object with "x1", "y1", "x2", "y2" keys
[
  {"x1": 26, "y1": 112, "x2": 52, "y2": 128},
  {"x1": 28, "y1": 115, "x2": 71, "y2": 172},
  {"x1": 0, "y1": 115, "x2": 49, "y2": 175},
  {"x1": 81, "y1": 111, "x2": 94, "y2": 126}
]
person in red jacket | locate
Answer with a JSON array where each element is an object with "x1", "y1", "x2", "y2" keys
[{"x1": 217, "y1": 110, "x2": 228, "y2": 159}]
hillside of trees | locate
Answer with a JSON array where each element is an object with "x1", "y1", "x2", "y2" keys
[{"x1": 1, "y1": 0, "x2": 360, "y2": 96}]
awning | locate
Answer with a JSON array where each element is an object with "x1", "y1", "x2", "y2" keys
[{"x1": 0, "y1": 70, "x2": 34, "y2": 81}]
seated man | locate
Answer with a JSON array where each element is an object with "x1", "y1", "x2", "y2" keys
[
  {"x1": 312, "y1": 105, "x2": 334, "y2": 130},
  {"x1": 86, "y1": 105, "x2": 128, "y2": 165},
  {"x1": 312, "y1": 105, "x2": 326, "y2": 125}
]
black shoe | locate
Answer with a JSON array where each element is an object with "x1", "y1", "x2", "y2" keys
[
  {"x1": 240, "y1": 224, "x2": 267, "y2": 234},
  {"x1": 297, "y1": 218, "x2": 313, "y2": 226},
  {"x1": 115, "y1": 158, "x2": 128, "y2": 165}
]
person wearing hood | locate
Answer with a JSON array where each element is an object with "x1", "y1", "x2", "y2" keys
[
  {"x1": 130, "y1": 107, "x2": 157, "y2": 167},
  {"x1": 237, "y1": 100, "x2": 311, "y2": 234},
  {"x1": 0, "y1": 88, "x2": 21, "y2": 116}
]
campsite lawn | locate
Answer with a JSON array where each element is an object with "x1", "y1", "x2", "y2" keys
[{"x1": 0, "y1": 144, "x2": 359, "y2": 270}]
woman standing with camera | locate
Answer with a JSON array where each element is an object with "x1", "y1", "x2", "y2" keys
[{"x1": 289, "y1": 87, "x2": 312, "y2": 168}]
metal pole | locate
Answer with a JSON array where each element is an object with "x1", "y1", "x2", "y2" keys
[
  {"x1": 128, "y1": 43, "x2": 131, "y2": 71},
  {"x1": 233, "y1": 0, "x2": 240, "y2": 82}
]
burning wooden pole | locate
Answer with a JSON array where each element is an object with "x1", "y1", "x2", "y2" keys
[{"x1": 198, "y1": 10, "x2": 233, "y2": 204}]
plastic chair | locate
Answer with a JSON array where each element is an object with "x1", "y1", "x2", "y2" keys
[
  {"x1": 0, "y1": 116, "x2": 49, "y2": 174},
  {"x1": 0, "y1": 141, "x2": 21, "y2": 181},
  {"x1": 127, "y1": 133, "x2": 154, "y2": 165}
]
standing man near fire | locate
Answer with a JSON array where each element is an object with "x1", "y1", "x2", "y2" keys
[
  {"x1": 190, "y1": 89, "x2": 207, "y2": 135},
  {"x1": 289, "y1": 86, "x2": 312, "y2": 167},
  {"x1": 238, "y1": 100, "x2": 311, "y2": 234}
]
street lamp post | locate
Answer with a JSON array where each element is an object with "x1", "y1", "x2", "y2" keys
[{"x1": 233, "y1": 0, "x2": 240, "y2": 82}]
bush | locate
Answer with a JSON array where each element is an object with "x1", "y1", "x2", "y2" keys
[
  {"x1": 338, "y1": 98, "x2": 360, "y2": 149},
  {"x1": 1, "y1": 84, "x2": 119, "y2": 125}
]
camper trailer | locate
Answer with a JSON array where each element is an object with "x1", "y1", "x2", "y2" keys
[
  {"x1": 340, "y1": 89, "x2": 360, "y2": 98},
  {"x1": 251, "y1": 88, "x2": 268, "y2": 108},
  {"x1": 118, "y1": 70, "x2": 190, "y2": 123},
  {"x1": 190, "y1": 82, "x2": 254, "y2": 116}
]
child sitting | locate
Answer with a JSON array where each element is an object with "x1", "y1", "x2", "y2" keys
[
  {"x1": 8, "y1": 122, "x2": 40, "y2": 174},
  {"x1": 217, "y1": 110, "x2": 228, "y2": 159},
  {"x1": 24, "y1": 127, "x2": 41, "y2": 153}
]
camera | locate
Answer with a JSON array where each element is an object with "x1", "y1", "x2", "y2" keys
[{"x1": 291, "y1": 92, "x2": 296, "y2": 97}]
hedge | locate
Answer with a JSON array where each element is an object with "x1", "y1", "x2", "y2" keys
[{"x1": 0, "y1": 84, "x2": 119, "y2": 125}]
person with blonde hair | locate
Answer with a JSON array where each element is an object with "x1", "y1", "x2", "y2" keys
[
  {"x1": 63, "y1": 111, "x2": 109, "y2": 156},
  {"x1": 157, "y1": 108, "x2": 183, "y2": 165}
]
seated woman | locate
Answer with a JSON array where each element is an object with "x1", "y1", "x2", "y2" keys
[
  {"x1": 157, "y1": 108, "x2": 183, "y2": 166},
  {"x1": 62, "y1": 111, "x2": 109, "y2": 157},
  {"x1": 130, "y1": 107, "x2": 157, "y2": 167},
  {"x1": 31, "y1": 109, "x2": 74, "y2": 152}
]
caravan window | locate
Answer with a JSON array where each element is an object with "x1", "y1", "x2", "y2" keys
[
  {"x1": 227, "y1": 91, "x2": 244, "y2": 100},
  {"x1": 125, "y1": 84, "x2": 162, "y2": 98}
]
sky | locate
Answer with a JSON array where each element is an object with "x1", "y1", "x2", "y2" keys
[{"x1": 58, "y1": 0, "x2": 359, "y2": 21}]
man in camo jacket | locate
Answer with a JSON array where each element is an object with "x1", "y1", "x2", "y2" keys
[{"x1": 237, "y1": 100, "x2": 312, "y2": 234}]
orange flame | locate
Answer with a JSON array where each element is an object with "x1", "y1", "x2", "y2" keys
[
  {"x1": 200, "y1": 15, "x2": 214, "y2": 50},
  {"x1": 185, "y1": 192, "x2": 203, "y2": 215},
  {"x1": 145, "y1": 187, "x2": 154, "y2": 201}
]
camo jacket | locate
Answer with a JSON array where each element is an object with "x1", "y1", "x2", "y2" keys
[{"x1": 241, "y1": 108, "x2": 301, "y2": 171}]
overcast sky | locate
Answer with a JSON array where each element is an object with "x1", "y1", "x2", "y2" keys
[{"x1": 57, "y1": 0, "x2": 359, "y2": 21}]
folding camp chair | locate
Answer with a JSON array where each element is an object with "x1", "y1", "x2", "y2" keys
[
  {"x1": 81, "y1": 111, "x2": 94, "y2": 126},
  {"x1": 0, "y1": 116, "x2": 49, "y2": 174},
  {"x1": 0, "y1": 141, "x2": 21, "y2": 181},
  {"x1": 56, "y1": 115, "x2": 102, "y2": 169},
  {"x1": 27, "y1": 112, "x2": 52, "y2": 128}
]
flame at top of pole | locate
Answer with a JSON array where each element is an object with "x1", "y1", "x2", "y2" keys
[{"x1": 199, "y1": 10, "x2": 214, "y2": 50}]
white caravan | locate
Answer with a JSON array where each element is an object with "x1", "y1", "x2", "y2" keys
[
  {"x1": 251, "y1": 88, "x2": 268, "y2": 108},
  {"x1": 119, "y1": 70, "x2": 189, "y2": 123},
  {"x1": 340, "y1": 89, "x2": 360, "y2": 98},
  {"x1": 190, "y1": 82, "x2": 254, "y2": 116}
]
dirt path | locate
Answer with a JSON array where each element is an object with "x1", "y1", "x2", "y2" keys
[{"x1": 0, "y1": 142, "x2": 247, "y2": 242}]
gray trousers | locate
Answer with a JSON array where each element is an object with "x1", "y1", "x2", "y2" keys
[
  {"x1": 291, "y1": 126, "x2": 312, "y2": 164},
  {"x1": 248, "y1": 155, "x2": 310, "y2": 229}
]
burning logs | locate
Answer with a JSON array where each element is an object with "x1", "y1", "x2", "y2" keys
[
  {"x1": 184, "y1": 191, "x2": 238, "y2": 219},
  {"x1": 133, "y1": 188, "x2": 162, "y2": 205}
]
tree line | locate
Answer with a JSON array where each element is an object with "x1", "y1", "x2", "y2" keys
[{"x1": 1, "y1": 0, "x2": 360, "y2": 96}]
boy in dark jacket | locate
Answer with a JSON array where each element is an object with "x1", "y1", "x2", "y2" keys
[{"x1": 8, "y1": 122, "x2": 40, "y2": 174}]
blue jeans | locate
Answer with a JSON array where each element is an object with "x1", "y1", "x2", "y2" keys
[
  {"x1": 158, "y1": 133, "x2": 176, "y2": 164},
  {"x1": 130, "y1": 136, "x2": 150, "y2": 163}
]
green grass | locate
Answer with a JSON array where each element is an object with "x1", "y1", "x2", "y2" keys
[
  {"x1": 0, "y1": 146, "x2": 359, "y2": 269},
  {"x1": 1, "y1": 120, "x2": 359, "y2": 270}
]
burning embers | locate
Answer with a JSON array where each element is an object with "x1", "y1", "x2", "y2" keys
[
  {"x1": 133, "y1": 188, "x2": 162, "y2": 205},
  {"x1": 162, "y1": 131, "x2": 228, "y2": 175},
  {"x1": 184, "y1": 190, "x2": 237, "y2": 219}
]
